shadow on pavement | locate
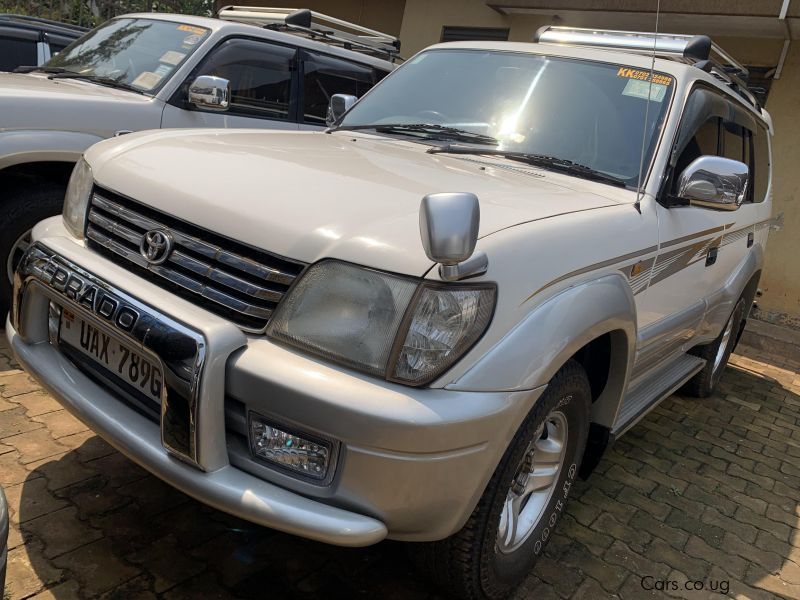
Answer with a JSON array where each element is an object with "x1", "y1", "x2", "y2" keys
[{"x1": 18, "y1": 437, "x2": 436, "y2": 599}]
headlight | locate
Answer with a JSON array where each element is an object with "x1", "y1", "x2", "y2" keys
[
  {"x1": 62, "y1": 157, "x2": 93, "y2": 238},
  {"x1": 266, "y1": 260, "x2": 495, "y2": 386}
]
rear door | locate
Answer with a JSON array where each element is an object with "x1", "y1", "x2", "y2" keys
[{"x1": 161, "y1": 37, "x2": 300, "y2": 130}]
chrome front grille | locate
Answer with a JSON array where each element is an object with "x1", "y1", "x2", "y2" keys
[{"x1": 85, "y1": 188, "x2": 306, "y2": 332}]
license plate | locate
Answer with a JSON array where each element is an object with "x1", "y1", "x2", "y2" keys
[{"x1": 59, "y1": 309, "x2": 163, "y2": 404}]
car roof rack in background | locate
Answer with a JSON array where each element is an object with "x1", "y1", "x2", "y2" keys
[
  {"x1": 533, "y1": 25, "x2": 760, "y2": 111},
  {"x1": 0, "y1": 13, "x2": 87, "y2": 33},
  {"x1": 216, "y1": 6, "x2": 401, "y2": 62}
]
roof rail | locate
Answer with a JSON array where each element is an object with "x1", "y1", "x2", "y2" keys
[
  {"x1": 533, "y1": 26, "x2": 759, "y2": 109},
  {"x1": 0, "y1": 13, "x2": 87, "y2": 33},
  {"x1": 216, "y1": 6, "x2": 401, "y2": 62}
]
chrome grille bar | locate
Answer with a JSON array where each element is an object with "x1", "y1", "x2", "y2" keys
[
  {"x1": 91, "y1": 195, "x2": 297, "y2": 285},
  {"x1": 86, "y1": 190, "x2": 305, "y2": 331}
]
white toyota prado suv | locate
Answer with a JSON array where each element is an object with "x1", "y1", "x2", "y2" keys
[{"x1": 8, "y1": 26, "x2": 777, "y2": 599}]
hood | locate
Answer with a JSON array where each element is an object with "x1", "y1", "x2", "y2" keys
[
  {"x1": 87, "y1": 129, "x2": 627, "y2": 276},
  {"x1": 0, "y1": 72, "x2": 159, "y2": 137}
]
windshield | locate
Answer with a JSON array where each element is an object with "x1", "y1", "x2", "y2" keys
[
  {"x1": 46, "y1": 18, "x2": 210, "y2": 93},
  {"x1": 340, "y1": 50, "x2": 675, "y2": 187}
]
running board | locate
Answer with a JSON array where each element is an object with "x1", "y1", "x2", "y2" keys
[{"x1": 611, "y1": 354, "x2": 706, "y2": 438}]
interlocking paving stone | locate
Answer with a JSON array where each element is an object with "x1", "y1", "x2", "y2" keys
[
  {"x1": 51, "y1": 538, "x2": 141, "y2": 597},
  {"x1": 13, "y1": 391, "x2": 63, "y2": 418},
  {"x1": 1, "y1": 328, "x2": 800, "y2": 598},
  {"x1": 20, "y1": 506, "x2": 103, "y2": 559}
]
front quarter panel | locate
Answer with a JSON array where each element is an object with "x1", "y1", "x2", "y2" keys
[
  {"x1": 439, "y1": 202, "x2": 655, "y2": 417},
  {"x1": 0, "y1": 130, "x2": 105, "y2": 170},
  {"x1": 449, "y1": 273, "x2": 635, "y2": 425}
]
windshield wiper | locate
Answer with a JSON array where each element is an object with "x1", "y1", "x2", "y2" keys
[
  {"x1": 428, "y1": 144, "x2": 629, "y2": 188},
  {"x1": 332, "y1": 123, "x2": 498, "y2": 146},
  {"x1": 14, "y1": 66, "x2": 67, "y2": 74},
  {"x1": 47, "y1": 72, "x2": 146, "y2": 95}
]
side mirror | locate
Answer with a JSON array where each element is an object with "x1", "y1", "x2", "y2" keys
[
  {"x1": 188, "y1": 75, "x2": 230, "y2": 111},
  {"x1": 326, "y1": 93, "x2": 358, "y2": 126},
  {"x1": 676, "y1": 156, "x2": 749, "y2": 210},
  {"x1": 419, "y1": 193, "x2": 487, "y2": 281}
]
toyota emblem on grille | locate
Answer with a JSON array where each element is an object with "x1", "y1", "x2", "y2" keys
[{"x1": 140, "y1": 229, "x2": 174, "y2": 265}]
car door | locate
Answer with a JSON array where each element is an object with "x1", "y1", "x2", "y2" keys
[
  {"x1": 161, "y1": 37, "x2": 300, "y2": 130},
  {"x1": 298, "y1": 49, "x2": 388, "y2": 130},
  {"x1": 638, "y1": 86, "x2": 761, "y2": 352}
]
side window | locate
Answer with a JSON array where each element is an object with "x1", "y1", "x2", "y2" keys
[
  {"x1": 722, "y1": 121, "x2": 746, "y2": 163},
  {"x1": 193, "y1": 38, "x2": 295, "y2": 120},
  {"x1": 670, "y1": 88, "x2": 764, "y2": 204},
  {"x1": 0, "y1": 34, "x2": 38, "y2": 71},
  {"x1": 674, "y1": 117, "x2": 720, "y2": 177},
  {"x1": 302, "y1": 52, "x2": 379, "y2": 124},
  {"x1": 751, "y1": 125, "x2": 771, "y2": 203}
]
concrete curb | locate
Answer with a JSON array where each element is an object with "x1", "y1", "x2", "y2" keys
[{"x1": 740, "y1": 317, "x2": 800, "y2": 364}]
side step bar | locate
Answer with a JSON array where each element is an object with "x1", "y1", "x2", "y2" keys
[{"x1": 611, "y1": 354, "x2": 706, "y2": 438}]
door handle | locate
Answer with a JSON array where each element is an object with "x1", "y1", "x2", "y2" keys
[
  {"x1": 747, "y1": 232, "x2": 754, "y2": 248},
  {"x1": 706, "y1": 246, "x2": 718, "y2": 267}
]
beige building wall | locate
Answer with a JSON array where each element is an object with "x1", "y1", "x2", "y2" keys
[
  {"x1": 757, "y1": 44, "x2": 800, "y2": 326},
  {"x1": 399, "y1": 0, "x2": 510, "y2": 55}
]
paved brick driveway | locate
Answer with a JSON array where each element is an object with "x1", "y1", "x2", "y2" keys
[{"x1": 1, "y1": 332, "x2": 799, "y2": 600}]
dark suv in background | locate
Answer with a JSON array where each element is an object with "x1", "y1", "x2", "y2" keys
[{"x1": 0, "y1": 14, "x2": 86, "y2": 71}]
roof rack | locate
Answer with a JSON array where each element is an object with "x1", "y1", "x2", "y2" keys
[
  {"x1": 216, "y1": 6, "x2": 401, "y2": 62},
  {"x1": 533, "y1": 26, "x2": 759, "y2": 110}
]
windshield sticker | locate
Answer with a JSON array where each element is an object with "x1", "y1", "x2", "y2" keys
[
  {"x1": 154, "y1": 64, "x2": 173, "y2": 78},
  {"x1": 159, "y1": 50, "x2": 186, "y2": 66},
  {"x1": 182, "y1": 34, "x2": 203, "y2": 47},
  {"x1": 617, "y1": 67, "x2": 672, "y2": 86},
  {"x1": 177, "y1": 24, "x2": 207, "y2": 35},
  {"x1": 622, "y1": 78, "x2": 669, "y2": 102},
  {"x1": 131, "y1": 71, "x2": 163, "y2": 90}
]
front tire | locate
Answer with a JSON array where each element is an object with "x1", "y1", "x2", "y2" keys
[
  {"x1": 0, "y1": 183, "x2": 66, "y2": 317},
  {"x1": 411, "y1": 360, "x2": 591, "y2": 600},
  {"x1": 682, "y1": 297, "x2": 746, "y2": 398}
]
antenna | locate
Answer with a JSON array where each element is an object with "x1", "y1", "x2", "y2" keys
[{"x1": 634, "y1": 0, "x2": 661, "y2": 213}]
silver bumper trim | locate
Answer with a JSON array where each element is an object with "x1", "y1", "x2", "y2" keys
[
  {"x1": 6, "y1": 318, "x2": 388, "y2": 546},
  {"x1": 12, "y1": 243, "x2": 206, "y2": 467}
]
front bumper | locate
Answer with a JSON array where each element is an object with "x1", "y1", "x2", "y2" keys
[
  {"x1": 8, "y1": 313, "x2": 387, "y2": 546},
  {"x1": 9, "y1": 225, "x2": 542, "y2": 544}
]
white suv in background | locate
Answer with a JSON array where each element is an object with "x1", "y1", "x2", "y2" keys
[
  {"x1": 8, "y1": 26, "x2": 778, "y2": 600},
  {"x1": 0, "y1": 6, "x2": 395, "y2": 316}
]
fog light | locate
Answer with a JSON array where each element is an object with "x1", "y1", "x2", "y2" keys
[{"x1": 248, "y1": 413, "x2": 333, "y2": 481}]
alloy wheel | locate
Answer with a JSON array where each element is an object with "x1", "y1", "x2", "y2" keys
[{"x1": 496, "y1": 410, "x2": 568, "y2": 553}]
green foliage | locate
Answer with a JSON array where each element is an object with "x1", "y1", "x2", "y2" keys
[{"x1": 0, "y1": 0, "x2": 213, "y2": 28}]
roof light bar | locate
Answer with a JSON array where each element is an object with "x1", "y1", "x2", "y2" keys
[{"x1": 533, "y1": 26, "x2": 747, "y2": 78}]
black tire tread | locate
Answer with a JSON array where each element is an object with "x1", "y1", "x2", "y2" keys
[
  {"x1": 410, "y1": 359, "x2": 591, "y2": 600},
  {"x1": 0, "y1": 181, "x2": 66, "y2": 316},
  {"x1": 683, "y1": 298, "x2": 746, "y2": 399}
]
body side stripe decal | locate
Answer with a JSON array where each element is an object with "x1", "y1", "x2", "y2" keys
[{"x1": 521, "y1": 246, "x2": 658, "y2": 305}]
